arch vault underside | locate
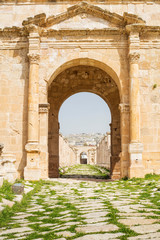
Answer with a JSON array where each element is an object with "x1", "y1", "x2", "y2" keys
[{"x1": 48, "y1": 65, "x2": 121, "y2": 179}]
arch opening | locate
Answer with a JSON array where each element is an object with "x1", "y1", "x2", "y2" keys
[
  {"x1": 80, "y1": 152, "x2": 88, "y2": 165},
  {"x1": 58, "y1": 92, "x2": 111, "y2": 171},
  {"x1": 48, "y1": 64, "x2": 121, "y2": 179}
]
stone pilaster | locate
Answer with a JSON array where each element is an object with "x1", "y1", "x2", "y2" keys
[
  {"x1": 39, "y1": 103, "x2": 50, "y2": 179},
  {"x1": 110, "y1": 120, "x2": 121, "y2": 180},
  {"x1": 127, "y1": 27, "x2": 144, "y2": 178},
  {"x1": 119, "y1": 103, "x2": 130, "y2": 178},
  {"x1": 24, "y1": 28, "x2": 41, "y2": 180},
  {"x1": 129, "y1": 52, "x2": 140, "y2": 143}
]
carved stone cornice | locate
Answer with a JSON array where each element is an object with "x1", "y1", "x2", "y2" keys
[
  {"x1": 126, "y1": 24, "x2": 145, "y2": 34},
  {"x1": 28, "y1": 53, "x2": 40, "y2": 64},
  {"x1": 22, "y1": 2, "x2": 145, "y2": 28},
  {"x1": 119, "y1": 103, "x2": 130, "y2": 113},
  {"x1": 39, "y1": 103, "x2": 50, "y2": 113},
  {"x1": 129, "y1": 52, "x2": 140, "y2": 64},
  {"x1": 1, "y1": 2, "x2": 160, "y2": 40},
  {"x1": 41, "y1": 28, "x2": 125, "y2": 38},
  {"x1": 124, "y1": 13, "x2": 145, "y2": 25},
  {"x1": 0, "y1": 27, "x2": 27, "y2": 38}
]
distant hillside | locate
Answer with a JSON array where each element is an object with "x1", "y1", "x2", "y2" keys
[{"x1": 63, "y1": 133, "x2": 105, "y2": 146}]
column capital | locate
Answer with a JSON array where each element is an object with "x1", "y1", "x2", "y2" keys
[
  {"x1": 129, "y1": 52, "x2": 140, "y2": 64},
  {"x1": 119, "y1": 103, "x2": 130, "y2": 113},
  {"x1": 39, "y1": 103, "x2": 50, "y2": 113},
  {"x1": 28, "y1": 53, "x2": 40, "y2": 64}
]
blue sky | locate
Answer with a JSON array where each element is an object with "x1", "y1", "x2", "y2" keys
[{"x1": 59, "y1": 92, "x2": 111, "y2": 135}]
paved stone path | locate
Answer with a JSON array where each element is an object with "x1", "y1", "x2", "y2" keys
[{"x1": 0, "y1": 178, "x2": 160, "y2": 239}]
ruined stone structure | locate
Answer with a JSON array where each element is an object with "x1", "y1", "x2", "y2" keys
[
  {"x1": 74, "y1": 145, "x2": 97, "y2": 165},
  {"x1": 59, "y1": 134, "x2": 77, "y2": 168},
  {"x1": 0, "y1": 144, "x2": 17, "y2": 184},
  {"x1": 96, "y1": 133, "x2": 111, "y2": 169},
  {"x1": 59, "y1": 133, "x2": 110, "y2": 168},
  {"x1": 59, "y1": 134, "x2": 97, "y2": 167},
  {"x1": 0, "y1": 0, "x2": 160, "y2": 181}
]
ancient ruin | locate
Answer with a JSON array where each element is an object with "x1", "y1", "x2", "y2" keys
[
  {"x1": 59, "y1": 133, "x2": 111, "y2": 169},
  {"x1": 0, "y1": 0, "x2": 160, "y2": 181}
]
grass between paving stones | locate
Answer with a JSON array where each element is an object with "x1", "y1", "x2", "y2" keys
[
  {"x1": 71, "y1": 188, "x2": 81, "y2": 196},
  {"x1": 0, "y1": 180, "x2": 15, "y2": 202},
  {"x1": 60, "y1": 164, "x2": 110, "y2": 178},
  {"x1": 134, "y1": 175, "x2": 160, "y2": 216},
  {"x1": 0, "y1": 180, "x2": 43, "y2": 228},
  {"x1": 103, "y1": 199, "x2": 139, "y2": 240},
  {"x1": 26, "y1": 184, "x2": 85, "y2": 239},
  {"x1": 1, "y1": 175, "x2": 160, "y2": 239}
]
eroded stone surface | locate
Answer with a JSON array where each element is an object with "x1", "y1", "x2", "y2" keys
[
  {"x1": 131, "y1": 224, "x2": 160, "y2": 234},
  {"x1": 74, "y1": 232, "x2": 123, "y2": 240},
  {"x1": 76, "y1": 224, "x2": 118, "y2": 233},
  {"x1": 119, "y1": 218, "x2": 158, "y2": 226},
  {"x1": 128, "y1": 232, "x2": 160, "y2": 239},
  {"x1": 0, "y1": 179, "x2": 160, "y2": 240},
  {"x1": 57, "y1": 231, "x2": 75, "y2": 237}
]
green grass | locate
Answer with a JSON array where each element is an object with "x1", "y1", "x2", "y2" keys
[
  {"x1": 0, "y1": 180, "x2": 43, "y2": 228},
  {"x1": 103, "y1": 199, "x2": 138, "y2": 240},
  {"x1": 1, "y1": 176, "x2": 160, "y2": 239},
  {"x1": 0, "y1": 180, "x2": 15, "y2": 202},
  {"x1": 60, "y1": 164, "x2": 110, "y2": 178},
  {"x1": 145, "y1": 174, "x2": 160, "y2": 181}
]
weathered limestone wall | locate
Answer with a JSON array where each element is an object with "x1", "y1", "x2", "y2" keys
[
  {"x1": 139, "y1": 48, "x2": 160, "y2": 174},
  {"x1": 0, "y1": 48, "x2": 28, "y2": 177},
  {"x1": 0, "y1": 144, "x2": 17, "y2": 183},
  {"x1": 59, "y1": 134, "x2": 77, "y2": 168},
  {"x1": 96, "y1": 133, "x2": 111, "y2": 169},
  {"x1": 0, "y1": 0, "x2": 160, "y2": 179}
]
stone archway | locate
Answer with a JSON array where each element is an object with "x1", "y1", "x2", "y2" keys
[
  {"x1": 48, "y1": 65, "x2": 121, "y2": 179},
  {"x1": 80, "y1": 152, "x2": 88, "y2": 165}
]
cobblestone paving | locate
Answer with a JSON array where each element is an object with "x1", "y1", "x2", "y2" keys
[{"x1": 0, "y1": 178, "x2": 160, "y2": 239}]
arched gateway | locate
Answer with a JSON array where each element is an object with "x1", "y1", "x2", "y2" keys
[
  {"x1": 48, "y1": 64, "x2": 121, "y2": 179},
  {"x1": 0, "y1": 1, "x2": 160, "y2": 181}
]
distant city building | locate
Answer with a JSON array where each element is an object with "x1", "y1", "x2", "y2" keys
[{"x1": 65, "y1": 133, "x2": 105, "y2": 147}]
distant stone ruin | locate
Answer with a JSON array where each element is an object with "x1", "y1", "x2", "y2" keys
[{"x1": 59, "y1": 133, "x2": 111, "y2": 170}]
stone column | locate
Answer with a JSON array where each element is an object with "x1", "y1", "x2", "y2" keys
[
  {"x1": 24, "y1": 52, "x2": 41, "y2": 180},
  {"x1": 110, "y1": 120, "x2": 121, "y2": 180},
  {"x1": 39, "y1": 103, "x2": 50, "y2": 179},
  {"x1": 128, "y1": 31, "x2": 144, "y2": 177},
  {"x1": 119, "y1": 103, "x2": 130, "y2": 178},
  {"x1": 129, "y1": 52, "x2": 141, "y2": 143},
  {"x1": 48, "y1": 110, "x2": 59, "y2": 178}
]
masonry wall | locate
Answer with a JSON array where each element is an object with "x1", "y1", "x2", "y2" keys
[
  {"x1": 139, "y1": 48, "x2": 160, "y2": 174},
  {"x1": 59, "y1": 134, "x2": 77, "y2": 168},
  {"x1": 0, "y1": 1, "x2": 160, "y2": 178},
  {"x1": 74, "y1": 146, "x2": 97, "y2": 165},
  {"x1": 0, "y1": 48, "x2": 28, "y2": 177},
  {"x1": 96, "y1": 134, "x2": 111, "y2": 169}
]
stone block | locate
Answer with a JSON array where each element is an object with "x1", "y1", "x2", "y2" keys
[
  {"x1": 24, "y1": 167, "x2": 41, "y2": 181},
  {"x1": 12, "y1": 183, "x2": 24, "y2": 195}
]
